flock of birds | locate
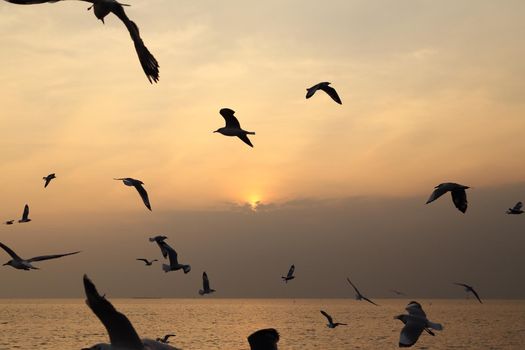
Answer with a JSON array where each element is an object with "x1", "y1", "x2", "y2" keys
[{"x1": 0, "y1": 0, "x2": 520, "y2": 349}]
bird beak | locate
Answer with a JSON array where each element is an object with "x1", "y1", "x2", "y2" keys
[
  {"x1": 101, "y1": 18, "x2": 105, "y2": 24},
  {"x1": 2, "y1": 263, "x2": 8, "y2": 266},
  {"x1": 213, "y1": 130, "x2": 218, "y2": 133}
]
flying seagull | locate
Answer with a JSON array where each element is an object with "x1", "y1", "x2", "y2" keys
[
  {"x1": 390, "y1": 289, "x2": 406, "y2": 296},
  {"x1": 156, "y1": 334, "x2": 176, "y2": 344},
  {"x1": 394, "y1": 301, "x2": 443, "y2": 348},
  {"x1": 4, "y1": 0, "x2": 159, "y2": 83},
  {"x1": 453, "y1": 282, "x2": 482, "y2": 304},
  {"x1": 18, "y1": 204, "x2": 31, "y2": 223},
  {"x1": 506, "y1": 201, "x2": 523, "y2": 214},
  {"x1": 150, "y1": 235, "x2": 169, "y2": 258},
  {"x1": 82, "y1": 275, "x2": 181, "y2": 350},
  {"x1": 305, "y1": 82, "x2": 342, "y2": 105},
  {"x1": 136, "y1": 258, "x2": 157, "y2": 266},
  {"x1": 281, "y1": 264, "x2": 295, "y2": 283},
  {"x1": 320, "y1": 310, "x2": 347, "y2": 328},
  {"x1": 346, "y1": 277, "x2": 378, "y2": 306},
  {"x1": 198, "y1": 271, "x2": 216, "y2": 295},
  {"x1": 43, "y1": 173, "x2": 56, "y2": 188},
  {"x1": 0, "y1": 242, "x2": 80, "y2": 270},
  {"x1": 4, "y1": 220, "x2": 14, "y2": 225},
  {"x1": 158, "y1": 241, "x2": 190, "y2": 274},
  {"x1": 214, "y1": 108, "x2": 255, "y2": 148},
  {"x1": 426, "y1": 182, "x2": 469, "y2": 213},
  {"x1": 248, "y1": 328, "x2": 279, "y2": 350},
  {"x1": 114, "y1": 178, "x2": 151, "y2": 211}
]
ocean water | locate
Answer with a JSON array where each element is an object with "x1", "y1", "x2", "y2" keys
[{"x1": 0, "y1": 299, "x2": 524, "y2": 349}]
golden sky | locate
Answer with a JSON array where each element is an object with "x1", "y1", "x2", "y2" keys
[{"x1": 0, "y1": 1, "x2": 524, "y2": 297}]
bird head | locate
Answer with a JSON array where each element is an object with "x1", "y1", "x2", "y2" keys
[{"x1": 88, "y1": 3, "x2": 111, "y2": 24}]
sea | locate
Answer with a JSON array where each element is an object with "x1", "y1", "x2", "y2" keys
[{"x1": 0, "y1": 299, "x2": 523, "y2": 349}]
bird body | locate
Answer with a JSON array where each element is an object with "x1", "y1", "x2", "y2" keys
[
  {"x1": 426, "y1": 182, "x2": 469, "y2": 213},
  {"x1": 114, "y1": 178, "x2": 151, "y2": 211},
  {"x1": 214, "y1": 108, "x2": 255, "y2": 147},
  {"x1": 306, "y1": 82, "x2": 342, "y2": 104},
  {"x1": 0, "y1": 242, "x2": 80, "y2": 270},
  {"x1": 281, "y1": 264, "x2": 295, "y2": 283},
  {"x1": 507, "y1": 201, "x2": 524, "y2": 214},
  {"x1": 395, "y1": 301, "x2": 442, "y2": 347},
  {"x1": 43, "y1": 173, "x2": 56, "y2": 188},
  {"x1": 198, "y1": 271, "x2": 216, "y2": 295}
]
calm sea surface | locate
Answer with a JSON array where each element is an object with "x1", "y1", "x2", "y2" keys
[{"x1": 0, "y1": 299, "x2": 524, "y2": 349}]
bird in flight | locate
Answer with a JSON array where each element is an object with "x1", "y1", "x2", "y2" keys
[
  {"x1": 43, "y1": 173, "x2": 56, "y2": 188},
  {"x1": 281, "y1": 264, "x2": 295, "y2": 283},
  {"x1": 0, "y1": 242, "x2": 80, "y2": 270},
  {"x1": 453, "y1": 282, "x2": 483, "y2": 304},
  {"x1": 306, "y1": 82, "x2": 342, "y2": 104},
  {"x1": 214, "y1": 108, "x2": 256, "y2": 147},
  {"x1": 346, "y1": 277, "x2": 378, "y2": 306},
  {"x1": 150, "y1": 235, "x2": 169, "y2": 258},
  {"x1": 4, "y1": 220, "x2": 14, "y2": 225},
  {"x1": 320, "y1": 310, "x2": 347, "y2": 328},
  {"x1": 390, "y1": 289, "x2": 406, "y2": 296},
  {"x1": 136, "y1": 258, "x2": 157, "y2": 266},
  {"x1": 426, "y1": 182, "x2": 469, "y2": 213},
  {"x1": 506, "y1": 201, "x2": 524, "y2": 215},
  {"x1": 114, "y1": 178, "x2": 152, "y2": 211},
  {"x1": 18, "y1": 204, "x2": 31, "y2": 223},
  {"x1": 158, "y1": 241, "x2": 191, "y2": 274},
  {"x1": 394, "y1": 301, "x2": 443, "y2": 348},
  {"x1": 247, "y1": 328, "x2": 279, "y2": 350},
  {"x1": 198, "y1": 271, "x2": 216, "y2": 295},
  {"x1": 4, "y1": 0, "x2": 159, "y2": 84},
  {"x1": 82, "y1": 275, "x2": 181, "y2": 350},
  {"x1": 156, "y1": 334, "x2": 176, "y2": 344}
]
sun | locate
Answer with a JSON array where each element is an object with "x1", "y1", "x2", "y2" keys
[{"x1": 248, "y1": 195, "x2": 261, "y2": 211}]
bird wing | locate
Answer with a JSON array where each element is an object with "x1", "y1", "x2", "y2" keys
[
  {"x1": 362, "y1": 296, "x2": 379, "y2": 306},
  {"x1": 219, "y1": 108, "x2": 241, "y2": 129},
  {"x1": 44, "y1": 177, "x2": 52, "y2": 188},
  {"x1": 319, "y1": 84, "x2": 342, "y2": 104},
  {"x1": 133, "y1": 183, "x2": 151, "y2": 210},
  {"x1": 514, "y1": 202, "x2": 523, "y2": 211},
  {"x1": 4, "y1": 0, "x2": 61, "y2": 4},
  {"x1": 0, "y1": 242, "x2": 23, "y2": 261},
  {"x1": 237, "y1": 134, "x2": 254, "y2": 147},
  {"x1": 346, "y1": 277, "x2": 360, "y2": 295},
  {"x1": 426, "y1": 185, "x2": 448, "y2": 204},
  {"x1": 136, "y1": 258, "x2": 148, "y2": 263},
  {"x1": 399, "y1": 318, "x2": 425, "y2": 347},
  {"x1": 451, "y1": 189, "x2": 468, "y2": 213},
  {"x1": 27, "y1": 251, "x2": 80, "y2": 262},
  {"x1": 469, "y1": 287, "x2": 483, "y2": 304},
  {"x1": 320, "y1": 310, "x2": 333, "y2": 324},
  {"x1": 159, "y1": 241, "x2": 179, "y2": 266},
  {"x1": 22, "y1": 204, "x2": 29, "y2": 220},
  {"x1": 110, "y1": 4, "x2": 159, "y2": 83},
  {"x1": 453, "y1": 282, "x2": 468, "y2": 288},
  {"x1": 163, "y1": 334, "x2": 176, "y2": 342},
  {"x1": 203, "y1": 272, "x2": 210, "y2": 291},
  {"x1": 83, "y1": 275, "x2": 143, "y2": 350},
  {"x1": 287, "y1": 265, "x2": 295, "y2": 278}
]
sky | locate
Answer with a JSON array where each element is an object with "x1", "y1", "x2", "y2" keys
[{"x1": 0, "y1": 0, "x2": 524, "y2": 298}]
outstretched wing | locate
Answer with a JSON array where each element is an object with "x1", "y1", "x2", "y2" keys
[
  {"x1": 110, "y1": 4, "x2": 159, "y2": 83},
  {"x1": 346, "y1": 277, "x2": 360, "y2": 295},
  {"x1": 27, "y1": 251, "x2": 80, "y2": 262},
  {"x1": 136, "y1": 258, "x2": 148, "y2": 263},
  {"x1": 0, "y1": 242, "x2": 23, "y2": 261},
  {"x1": 159, "y1": 241, "x2": 179, "y2": 266},
  {"x1": 319, "y1": 84, "x2": 342, "y2": 104},
  {"x1": 362, "y1": 296, "x2": 379, "y2": 306},
  {"x1": 22, "y1": 204, "x2": 29, "y2": 220},
  {"x1": 203, "y1": 272, "x2": 210, "y2": 291},
  {"x1": 83, "y1": 275, "x2": 143, "y2": 350},
  {"x1": 451, "y1": 189, "x2": 468, "y2": 213},
  {"x1": 399, "y1": 318, "x2": 425, "y2": 347},
  {"x1": 219, "y1": 108, "x2": 241, "y2": 129},
  {"x1": 287, "y1": 265, "x2": 295, "y2": 278},
  {"x1": 133, "y1": 183, "x2": 152, "y2": 211},
  {"x1": 320, "y1": 310, "x2": 333, "y2": 324},
  {"x1": 426, "y1": 186, "x2": 448, "y2": 204},
  {"x1": 513, "y1": 202, "x2": 523, "y2": 211},
  {"x1": 470, "y1": 287, "x2": 483, "y2": 304},
  {"x1": 237, "y1": 134, "x2": 254, "y2": 147}
]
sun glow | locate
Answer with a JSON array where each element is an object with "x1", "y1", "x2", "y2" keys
[{"x1": 248, "y1": 195, "x2": 261, "y2": 211}]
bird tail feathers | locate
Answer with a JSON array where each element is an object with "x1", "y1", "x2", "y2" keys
[
  {"x1": 183, "y1": 265, "x2": 191, "y2": 274},
  {"x1": 428, "y1": 321, "x2": 443, "y2": 331},
  {"x1": 246, "y1": 131, "x2": 255, "y2": 135}
]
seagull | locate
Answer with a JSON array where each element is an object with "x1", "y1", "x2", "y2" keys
[
  {"x1": 4, "y1": 220, "x2": 14, "y2": 225},
  {"x1": 214, "y1": 108, "x2": 255, "y2": 147},
  {"x1": 82, "y1": 275, "x2": 181, "y2": 350},
  {"x1": 0, "y1": 242, "x2": 80, "y2": 270},
  {"x1": 426, "y1": 182, "x2": 469, "y2": 213},
  {"x1": 506, "y1": 201, "x2": 524, "y2": 214},
  {"x1": 320, "y1": 310, "x2": 347, "y2": 328},
  {"x1": 156, "y1": 334, "x2": 176, "y2": 344},
  {"x1": 158, "y1": 241, "x2": 191, "y2": 274},
  {"x1": 281, "y1": 264, "x2": 295, "y2": 283},
  {"x1": 346, "y1": 277, "x2": 378, "y2": 306},
  {"x1": 248, "y1": 328, "x2": 279, "y2": 350},
  {"x1": 114, "y1": 178, "x2": 151, "y2": 211},
  {"x1": 18, "y1": 204, "x2": 31, "y2": 223},
  {"x1": 394, "y1": 301, "x2": 443, "y2": 348},
  {"x1": 136, "y1": 258, "x2": 158, "y2": 266},
  {"x1": 149, "y1": 235, "x2": 168, "y2": 258},
  {"x1": 43, "y1": 173, "x2": 56, "y2": 188},
  {"x1": 4, "y1": 0, "x2": 159, "y2": 83},
  {"x1": 390, "y1": 289, "x2": 406, "y2": 296},
  {"x1": 198, "y1": 271, "x2": 216, "y2": 295},
  {"x1": 305, "y1": 82, "x2": 342, "y2": 105},
  {"x1": 453, "y1": 282, "x2": 482, "y2": 304}
]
